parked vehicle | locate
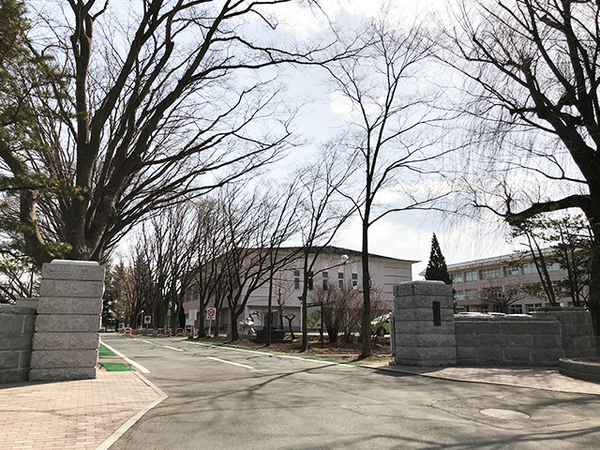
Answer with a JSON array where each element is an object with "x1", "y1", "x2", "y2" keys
[{"x1": 371, "y1": 313, "x2": 391, "y2": 336}]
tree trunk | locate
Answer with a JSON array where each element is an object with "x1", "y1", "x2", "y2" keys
[
  {"x1": 587, "y1": 219, "x2": 600, "y2": 334},
  {"x1": 230, "y1": 307, "x2": 239, "y2": 341},
  {"x1": 300, "y1": 276, "x2": 309, "y2": 352},
  {"x1": 361, "y1": 207, "x2": 371, "y2": 358},
  {"x1": 196, "y1": 304, "x2": 206, "y2": 338}
]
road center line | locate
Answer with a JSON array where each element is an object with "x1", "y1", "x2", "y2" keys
[
  {"x1": 207, "y1": 357, "x2": 254, "y2": 370},
  {"x1": 163, "y1": 346, "x2": 183, "y2": 352}
]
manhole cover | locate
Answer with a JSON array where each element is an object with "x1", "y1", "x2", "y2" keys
[{"x1": 480, "y1": 409, "x2": 530, "y2": 420}]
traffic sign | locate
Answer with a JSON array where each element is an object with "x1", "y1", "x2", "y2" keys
[
  {"x1": 144, "y1": 315, "x2": 151, "y2": 324},
  {"x1": 206, "y1": 307, "x2": 216, "y2": 320},
  {"x1": 124, "y1": 327, "x2": 132, "y2": 335}
]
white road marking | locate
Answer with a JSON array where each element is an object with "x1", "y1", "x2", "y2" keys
[
  {"x1": 100, "y1": 341, "x2": 151, "y2": 374},
  {"x1": 163, "y1": 345, "x2": 183, "y2": 352},
  {"x1": 141, "y1": 339, "x2": 154, "y2": 344},
  {"x1": 207, "y1": 357, "x2": 254, "y2": 370}
]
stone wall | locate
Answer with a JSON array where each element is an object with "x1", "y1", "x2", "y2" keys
[
  {"x1": 0, "y1": 306, "x2": 36, "y2": 383},
  {"x1": 533, "y1": 308, "x2": 597, "y2": 359},
  {"x1": 392, "y1": 281, "x2": 597, "y2": 367},
  {"x1": 454, "y1": 316, "x2": 564, "y2": 366},
  {"x1": 29, "y1": 260, "x2": 105, "y2": 382}
]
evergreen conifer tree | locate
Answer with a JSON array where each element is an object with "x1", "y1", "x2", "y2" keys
[{"x1": 425, "y1": 233, "x2": 452, "y2": 284}]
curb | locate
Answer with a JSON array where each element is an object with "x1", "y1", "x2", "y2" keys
[{"x1": 96, "y1": 341, "x2": 169, "y2": 450}]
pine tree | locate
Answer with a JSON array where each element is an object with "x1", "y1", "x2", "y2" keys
[{"x1": 425, "y1": 233, "x2": 452, "y2": 284}]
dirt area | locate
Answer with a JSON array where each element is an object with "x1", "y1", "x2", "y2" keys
[{"x1": 189, "y1": 334, "x2": 393, "y2": 366}]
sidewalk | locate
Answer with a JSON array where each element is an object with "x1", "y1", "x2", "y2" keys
[
  {"x1": 0, "y1": 370, "x2": 164, "y2": 450},
  {"x1": 366, "y1": 363, "x2": 600, "y2": 396}
]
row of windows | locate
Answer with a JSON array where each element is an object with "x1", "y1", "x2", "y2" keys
[
  {"x1": 451, "y1": 262, "x2": 561, "y2": 283},
  {"x1": 293, "y1": 270, "x2": 358, "y2": 290}
]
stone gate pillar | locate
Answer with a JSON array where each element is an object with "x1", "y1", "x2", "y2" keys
[
  {"x1": 30, "y1": 260, "x2": 105, "y2": 381},
  {"x1": 393, "y1": 280, "x2": 457, "y2": 366}
]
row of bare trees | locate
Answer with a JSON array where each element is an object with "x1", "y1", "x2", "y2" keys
[
  {"x1": 104, "y1": 145, "x2": 357, "y2": 341},
  {"x1": 4, "y1": 0, "x2": 600, "y2": 346}
]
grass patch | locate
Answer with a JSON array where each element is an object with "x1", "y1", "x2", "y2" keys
[
  {"x1": 98, "y1": 344, "x2": 116, "y2": 357},
  {"x1": 100, "y1": 362, "x2": 133, "y2": 372}
]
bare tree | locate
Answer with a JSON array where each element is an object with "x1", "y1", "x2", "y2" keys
[
  {"x1": 1, "y1": 0, "x2": 348, "y2": 264},
  {"x1": 325, "y1": 14, "x2": 449, "y2": 357},
  {"x1": 220, "y1": 186, "x2": 301, "y2": 341},
  {"x1": 263, "y1": 181, "x2": 302, "y2": 345},
  {"x1": 310, "y1": 284, "x2": 388, "y2": 343},
  {"x1": 482, "y1": 282, "x2": 525, "y2": 314},
  {"x1": 445, "y1": 0, "x2": 600, "y2": 331},
  {"x1": 294, "y1": 145, "x2": 358, "y2": 351},
  {"x1": 188, "y1": 197, "x2": 229, "y2": 338}
]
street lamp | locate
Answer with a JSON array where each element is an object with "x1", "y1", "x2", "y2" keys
[{"x1": 136, "y1": 310, "x2": 144, "y2": 330}]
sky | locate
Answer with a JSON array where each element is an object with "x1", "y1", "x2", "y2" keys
[{"x1": 263, "y1": 0, "x2": 523, "y2": 279}]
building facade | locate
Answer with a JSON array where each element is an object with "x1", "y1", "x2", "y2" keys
[
  {"x1": 447, "y1": 252, "x2": 573, "y2": 314},
  {"x1": 182, "y1": 246, "x2": 417, "y2": 334}
]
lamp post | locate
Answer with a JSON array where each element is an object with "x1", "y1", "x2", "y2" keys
[{"x1": 136, "y1": 309, "x2": 144, "y2": 330}]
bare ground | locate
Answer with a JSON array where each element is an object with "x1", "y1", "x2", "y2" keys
[{"x1": 189, "y1": 334, "x2": 393, "y2": 366}]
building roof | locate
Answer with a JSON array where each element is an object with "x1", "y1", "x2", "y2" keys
[
  {"x1": 446, "y1": 248, "x2": 552, "y2": 272},
  {"x1": 279, "y1": 245, "x2": 419, "y2": 265}
]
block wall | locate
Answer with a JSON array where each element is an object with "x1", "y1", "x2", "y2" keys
[
  {"x1": 533, "y1": 308, "x2": 597, "y2": 359},
  {"x1": 0, "y1": 306, "x2": 36, "y2": 383},
  {"x1": 454, "y1": 317, "x2": 565, "y2": 366},
  {"x1": 392, "y1": 281, "x2": 597, "y2": 368}
]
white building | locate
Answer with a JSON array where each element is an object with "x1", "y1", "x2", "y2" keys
[{"x1": 183, "y1": 246, "x2": 417, "y2": 333}]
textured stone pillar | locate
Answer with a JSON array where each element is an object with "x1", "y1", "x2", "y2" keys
[
  {"x1": 393, "y1": 281, "x2": 457, "y2": 366},
  {"x1": 30, "y1": 260, "x2": 105, "y2": 382}
]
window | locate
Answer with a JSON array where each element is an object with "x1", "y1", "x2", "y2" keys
[
  {"x1": 352, "y1": 272, "x2": 358, "y2": 288},
  {"x1": 547, "y1": 262, "x2": 560, "y2": 271},
  {"x1": 454, "y1": 291, "x2": 464, "y2": 301},
  {"x1": 338, "y1": 271, "x2": 344, "y2": 289},
  {"x1": 465, "y1": 271, "x2": 477, "y2": 282},
  {"x1": 294, "y1": 269, "x2": 300, "y2": 290},
  {"x1": 522, "y1": 262, "x2": 537, "y2": 274},
  {"x1": 465, "y1": 289, "x2": 479, "y2": 301},
  {"x1": 480, "y1": 267, "x2": 500, "y2": 280},
  {"x1": 483, "y1": 287, "x2": 502, "y2": 301},
  {"x1": 525, "y1": 303, "x2": 542, "y2": 313},
  {"x1": 503, "y1": 265, "x2": 519, "y2": 277},
  {"x1": 322, "y1": 272, "x2": 328, "y2": 291},
  {"x1": 451, "y1": 272, "x2": 463, "y2": 283},
  {"x1": 509, "y1": 304, "x2": 523, "y2": 314}
]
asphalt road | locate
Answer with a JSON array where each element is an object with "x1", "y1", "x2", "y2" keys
[{"x1": 101, "y1": 335, "x2": 600, "y2": 449}]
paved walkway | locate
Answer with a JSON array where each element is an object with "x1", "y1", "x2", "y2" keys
[
  {"x1": 368, "y1": 364, "x2": 600, "y2": 396},
  {"x1": 1, "y1": 351, "x2": 600, "y2": 450},
  {"x1": 0, "y1": 371, "x2": 164, "y2": 450}
]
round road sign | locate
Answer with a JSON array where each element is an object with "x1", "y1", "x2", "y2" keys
[
  {"x1": 206, "y1": 307, "x2": 216, "y2": 320},
  {"x1": 124, "y1": 327, "x2": 132, "y2": 335}
]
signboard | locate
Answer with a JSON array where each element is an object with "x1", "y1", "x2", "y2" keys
[
  {"x1": 144, "y1": 315, "x2": 151, "y2": 324},
  {"x1": 124, "y1": 327, "x2": 132, "y2": 335},
  {"x1": 206, "y1": 307, "x2": 216, "y2": 320},
  {"x1": 306, "y1": 303, "x2": 322, "y2": 328}
]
